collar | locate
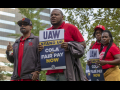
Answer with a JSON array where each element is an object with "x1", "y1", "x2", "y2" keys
[
  {"x1": 15, "y1": 33, "x2": 35, "y2": 43},
  {"x1": 95, "y1": 41, "x2": 101, "y2": 45},
  {"x1": 20, "y1": 36, "x2": 30, "y2": 42},
  {"x1": 52, "y1": 21, "x2": 65, "y2": 29}
]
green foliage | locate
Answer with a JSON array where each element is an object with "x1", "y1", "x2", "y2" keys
[
  {"x1": 80, "y1": 55, "x2": 87, "y2": 74},
  {"x1": 7, "y1": 34, "x2": 21, "y2": 39},
  {"x1": 0, "y1": 67, "x2": 6, "y2": 80},
  {"x1": 39, "y1": 70, "x2": 47, "y2": 81},
  {"x1": 4, "y1": 62, "x2": 14, "y2": 68},
  {"x1": 1, "y1": 61, "x2": 14, "y2": 79}
]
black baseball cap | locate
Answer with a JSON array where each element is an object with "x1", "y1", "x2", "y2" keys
[{"x1": 17, "y1": 18, "x2": 32, "y2": 26}]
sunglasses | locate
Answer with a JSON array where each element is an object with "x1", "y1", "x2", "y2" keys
[{"x1": 19, "y1": 22, "x2": 30, "y2": 27}]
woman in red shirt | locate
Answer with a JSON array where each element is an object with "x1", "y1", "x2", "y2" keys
[{"x1": 96, "y1": 30, "x2": 120, "y2": 81}]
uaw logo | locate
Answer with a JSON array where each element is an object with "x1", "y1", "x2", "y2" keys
[
  {"x1": 28, "y1": 39, "x2": 32, "y2": 42},
  {"x1": 28, "y1": 39, "x2": 33, "y2": 47},
  {"x1": 99, "y1": 52, "x2": 105, "y2": 60},
  {"x1": 51, "y1": 65, "x2": 56, "y2": 69}
]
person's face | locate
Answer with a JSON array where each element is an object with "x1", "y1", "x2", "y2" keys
[
  {"x1": 101, "y1": 32, "x2": 111, "y2": 46},
  {"x1": 95, "y1": 29, "x2": 102, "y2": 42},
  {"x1": 19, "y1": 22, "x2": 32, "y2": 34},
  {"x1": 50, "y1": 10, "x2": 63, "y2": 25}
]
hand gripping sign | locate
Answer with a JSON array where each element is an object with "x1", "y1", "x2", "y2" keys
[
  {"x1": 86, "y1": 49, "x2": 105, "y2": 81},
  {"x1": 39, "y1": 29, "x2": 66, "y2": 70}
]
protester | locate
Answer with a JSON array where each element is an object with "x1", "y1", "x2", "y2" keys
[
  {"x1": 87, "y1": 25, "x2": 105, "y2": 66},
  {"x1": 6, "y1": 18, "x2": 41, "y2": 81},
  {"x1": 90, "y1": 25, "x2": 106, "y2": 50},
  {"x1": 38, "y1": 9, "x2": 86, "y2": 81},
  {"x1": 96, "y1": 30, "x2": 120, "y2": 81}
]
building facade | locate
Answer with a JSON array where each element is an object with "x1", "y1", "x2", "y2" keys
[{"x1": 0, "y1": 8, "x2": 51, "y2": 80}]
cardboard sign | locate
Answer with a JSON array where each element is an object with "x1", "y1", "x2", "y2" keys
[{"x1": 39, "y1": 29, "x2": 66, "y2": 70}]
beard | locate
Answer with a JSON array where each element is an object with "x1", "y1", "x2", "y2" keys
[
  {"x1": 51, "y1": 19, "x2": 62, "y2": 26},
  {"x1": 20, "y1": 28, "x2": 29, "y2": 34}
]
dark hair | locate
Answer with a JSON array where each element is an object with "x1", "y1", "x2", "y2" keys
[
  {"x1": 93, "y1": 29, "x2": 103, "y2": 38},
  {"x1": 51, "y1": 9, "x2": 63, "y2": 16},
  {"x1": 99, "y1": 30, "x2": 113, "y2": 60}
]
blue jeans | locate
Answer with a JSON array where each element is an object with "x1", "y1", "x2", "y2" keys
[{"x1": 46, "y1": 73, "x2": 67, "y2": 81}]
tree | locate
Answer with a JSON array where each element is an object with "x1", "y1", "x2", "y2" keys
[
  {"x1": 0, "y1": 67, "x2": 6, "y2": 80},
  {"x1": 7, "y1": 8, "x2": 49, "y2": 81},
  {"x1": 62, "y1": 8, "x2": 120, "y2": 72}
]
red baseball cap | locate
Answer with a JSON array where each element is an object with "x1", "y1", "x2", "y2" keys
[{"x1": 94, "y1": 25, "x2": 105, "y2": 31}]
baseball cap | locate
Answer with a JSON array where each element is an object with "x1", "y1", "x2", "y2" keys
[
  {"x1": 17, "y1": 18, "x2": 32, "y2": 26},
  {"x1": 94, "y1": 25, "x2": 105, "y2": 31}
]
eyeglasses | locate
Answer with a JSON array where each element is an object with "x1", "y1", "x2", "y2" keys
[{"x1": 19, "y1": 22, "x2": 30, "y2": 27}]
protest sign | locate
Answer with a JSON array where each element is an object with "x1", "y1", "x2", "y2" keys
[
  {"x1": 86, "y1": 64, "x2": 91, "y2": 81},
  {"x1": 39, "y1": 29, "x2": 66, "y2": 70},
  {"x1": 87, "y1": 49, "x2": 105, "y2": 81}
]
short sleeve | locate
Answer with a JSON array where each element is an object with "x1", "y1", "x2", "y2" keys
[
  {"x1": 70, "y1": 24, "x2": 85, "y2": 42},
  {"x1": 110, "y1": 45, "x2": 120, "y2": 56}
]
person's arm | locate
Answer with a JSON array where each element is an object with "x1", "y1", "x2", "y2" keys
[
  {"x1": 79, "y1": 41, "x2": 86, "y2": 48},
  {"x1": 96, "y1": 46, "x2": 120, "y2": 66},
  {"x1": 32, "y1": 37, "x2": 41, "y2": 81},
  {"x1": 107, "y1": 54, "x2": 120, "y2": 65},
  {"x1": 71, "y1": 24, "x2": 86, "y2": 48},
  {"x1": 96, "y1": 54, "x2": 120, "y2": 66},
  {"x1": 6, "y1": 42, "x2": 14, "y2": 63}
]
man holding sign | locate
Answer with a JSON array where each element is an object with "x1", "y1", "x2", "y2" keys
[{"x1": 38, "y1": 9, "x2": 86, "y2": 81}]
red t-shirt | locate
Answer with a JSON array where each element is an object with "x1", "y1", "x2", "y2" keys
[
  {"x1": 91, "y1": 41, "x2": 101, "y2": 52},
  {"x1": 18, "y1": 36, "x2": 30, "y2": 77},
  {"x1": 46, "y1": 21, "x2": 85, "y2": 75},
  {"x1": 99, "y1": 43, "x2": 120, "y2": 69}
]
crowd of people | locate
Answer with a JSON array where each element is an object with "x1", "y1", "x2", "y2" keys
[{"x1": 6, "y1": 9, "x2": 120, "y2": 81}]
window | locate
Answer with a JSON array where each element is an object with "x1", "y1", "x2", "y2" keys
[
  {"x1": 0, "y1": 28, "x2": 16, "y2": 34},
  {"x1": 40, "y1": 20, "x2": 50, "y2": 24},
  {"x1": 0, "y1": 19, "x2": 15, "y2": 26},
  {"x1": 0, "y1": 53, "x2": 6, "y2": 57},
  {"x1": 10, "y1": 8, "x2": 15, "y2": 9},
  {"x1": 0, "y1": 36, "x2": 16, "y2": 42},
  {"x1": 0, "y1": 45, "x2": 7, "y2": 49},
  {"x1": 40, "y1": 12, "x2": 50, "y2": 17},
  {"x1": 34, "y1": 18, "x2": 51, "y2": 24},
  {"x1": 0, "y1": 11, "x2": 15, "y2": 17},
  {"x1": 33, "y1": 11, "x2": 50, "y2": 17}
]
